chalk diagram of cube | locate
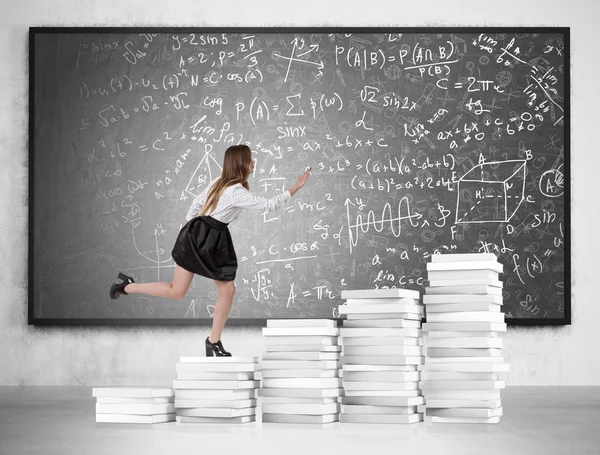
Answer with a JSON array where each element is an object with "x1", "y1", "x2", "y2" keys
[{"x1": 455, "y1": 160, "x2": 527, "y2": 224}]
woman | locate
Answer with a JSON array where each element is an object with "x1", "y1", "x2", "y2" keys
[{"x1": 109, "y1": 144, "x2": 311, "y2": 357}]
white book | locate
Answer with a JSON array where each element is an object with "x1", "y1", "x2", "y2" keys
[
  {"x1": 261, "y1": 351, "x2": 340, "y2": 361},
  {"x1": 426, "y1": 285, "x2": 502, "y2": 295},
  {"x1": 267, "y1": 319, "x2": 336, "y2": 328},
  {"x1": 346, "y1": 313, "x2": 422, "y2": 320},
  {"x1": 426, "y1": 312, "x2": 505, "y2": 323},
  {"x1": 423, "y1": 390, "x2": 501, "y2": 400},
  {"x1": 95, "y1": 403, "x2": 175, "y2": 415},
  {"x1": 426, "y1": 348, "x2": 503, "y2": 357},
  {"x1": 425, "y1": 357, "x2": 505, "y2": 364},
  {"x1": 175, "y1": 363, "x2": 257, "y2": 373},
  {"x1": 343, "y1": 364, "x2": 417, "y2": 372},
  {"x1": 425, "y1": 415, "x2": 500, "y2": 424},
  {"x1": 423, "y1": 363, "x2": 509, "y2": 372},
  {"x1": 425, "y1": 331, "x2": 502, "y2": 339},
  {"x1": 342, "y1": 405, "x2": 418, "y2": 415},
  {"x1": 344, "y1": 390, "x2": 421, "y2": 398},
  {"x1": 342, "y1": 336, "x2": 420, "y2": 346},
  {"x1": 429, "y1": 279, "x2": 503, "y2": 288},
  {"x1": 262, "y1": 378, "x2": 343, "y2": 389},
  {"x1": 172, "y1": 380, "x2": 260, "y2": 390},
  {"x1": 175, "y1": 399, "x2": 257, "y2": 409},
  {"x1": 425, "y1": 399, "x2": 502, "y2": 408},
  {"x1": 339, "y1": 304, "x2": 423, "y2": 315},
  {"x1": 262, "y1": 414, "x2": 338, "y2": 424},
  {"x1": 426, "y1": 260, "x2": 503, "y2": 273},
  {"x1": 426, "y1": 303, "x2": 501, "y2": 313},
  {"x1": 260, "y1": 360, "x2": 340, "y2": 370},
  {"x1": 343, "y1": 381, "x2": 419, "y2": 391},
  {"x1": 261, "y1": 369, "x2": 339, "y2": 379},
  {"x1": 179, "y1": 357, "x2": 257, "y2": 363},
  {"x1": 92, "y1": 387, "x2": 174, "y2": 398},
  {"x1": 343, "y1": 319, "x2": 422, "y2": 329},
  {"x1": 176, "y1": 372, "x2": 257, "y2": 381},
  {"x1": 341, "y1": 288, "x2": 420, "y2": 300},
  {"x1": 264, "y1": 336, "x2": 338, "y2": 346},
  {"x1": 342, "y1": 355, "x2": 424, "y2": 366},
  {"x1": 176, "y1": 415, "x2": 255, "y2": 424},
  {"x1": 262, "y1": 402, "x2": 340, "y2": 415},
  {"x1": 177, "y1": 407, "x2": 256, "y2": 418},
  {"x1": 341, "y1": 413, "x2": 423, "y2": 424},
  {"x1": 343, "y1": 345, "x2": 423, "y2": 357},
  {"x1": 172, "y1": 368, "x2": 250, "y2": 378},
  {"x1": 265, "y1": 345, "x2": 342, "y2": 352},
  {"x1": 95, "y1": 397, "x2": 173, "y2": 404},
  {"x1": 342, "y1": 396, "x2": 424, "y2": 406},
  {"x1": 174, "y1": 389, "x2": 256, "y2": 400},
  {"x1": 96, "y1": 413, "x2": 175, "y2": 424},
  {"x1": 262, "y1": 327, "x2": 339, "y2": 337},
  {"x1": 342, "y1": 371, "x2": 420, "y2": 383},
  {"x1": 422, "y1": 380, "x2": 505, "y2": 390},
  {"x1": 423, "y1": 322, "x2": 507, "y2": 332},
  {"x1": 344, "y1": 298, "x2": 419, "y2": 305},
  {"x1": 421, "y1": 371, "x2": 509, "y2": 381},
  {"x1": 261, "y1": 397, "x2": 338, "y2": 405},
  {"x1": 258, "y1": 388, "x2": 343, "y2": 398},
  {"x1": 340, "y1": 327, "x2": 421, "y2": 337},
  {"x1": 427, "y1": 269, "x2": 499, "y2": 281},
  {"x1": 424, "y1": 294, "x2": 503, "y2": 304},
  {"x1": 424, "y1": 407, "x2": 503, "y2": 418},
  {"x1": 430, "y1": 253, "x2": 498, "y2": 263},
  {"x1": 427, "y1": 337, "x2": 502, "y2": 349}
]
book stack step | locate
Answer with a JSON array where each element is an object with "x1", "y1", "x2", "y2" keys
[
  {"x1": 259, "y1": 319, "x2": 342, "y2": 424},
  {"x1": 92, "y1": 387, "x2": 175, "y2": 424},
  {"x1": 337, "y1": 288, "x2": 425, "y2": 424},
  {"x1": 173, "y1": 357, "x2": 259, "y2": 424},
  {"x1": 421, "y1": 253, "x2": 509, "y2": 424}
]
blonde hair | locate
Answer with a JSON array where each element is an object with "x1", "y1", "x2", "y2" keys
[{"x1": 199, "y1": 144, "x2": 252, "y2": 216}]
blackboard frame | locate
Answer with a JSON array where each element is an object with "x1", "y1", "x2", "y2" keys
[{"x1": 28, "y1": 26, "x2": 571, "y2": 327}]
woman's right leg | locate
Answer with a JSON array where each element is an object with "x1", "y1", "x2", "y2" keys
[
  {"x1": 124, "y1": 265, "x2": 194, "y2": 300},
  {"x1": 209, "y1": 280, "x2": 235, "y2": 342}
]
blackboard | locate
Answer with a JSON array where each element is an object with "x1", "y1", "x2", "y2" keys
[{"x1": 29, "y1": 27, "x2": 570, "y2": 325}]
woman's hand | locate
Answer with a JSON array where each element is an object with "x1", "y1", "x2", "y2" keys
[{"x1": 289, "y1": 168, "x2": 311, "y2": 196}]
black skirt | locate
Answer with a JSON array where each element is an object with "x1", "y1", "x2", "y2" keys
[{"x1": 171, "y1": 216, "x2": 238, "y2": 281}]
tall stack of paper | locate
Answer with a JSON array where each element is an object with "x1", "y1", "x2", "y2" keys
[
  {"x1": 421, "y1": 253, "x2": 509, "y2": 424},
  {"x1": 173, "y1": 357, "x2": 259, "y2": 424},
  {"x1": 92, "y1": 387, "x2": 175, "y2": 424},
  {"x1": 337, "y1": 288, "x2": 425, "y2": 424},
  {"x1": 259, "y1": 319, "x2": 342, "y2": 424}
]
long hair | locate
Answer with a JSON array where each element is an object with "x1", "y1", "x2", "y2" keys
[{"x1": 199, "y1": 144, "x2": 252, "y2": 216}]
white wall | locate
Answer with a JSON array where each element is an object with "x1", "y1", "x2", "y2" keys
[{"x1": 1, "y1": 0, "x2": 597, "y2": 386}]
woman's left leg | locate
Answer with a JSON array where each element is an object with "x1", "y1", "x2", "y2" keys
[
  {"x1": 209, "y1": 280, "x2": 235, "y2": 342},
  {"x1": 124, "y1": 265, "x2": 194, "y2": 300}
]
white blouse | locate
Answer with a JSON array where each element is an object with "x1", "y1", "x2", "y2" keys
[{"x1": 185, "y1": 178, "x2": 292, "y2": 223}]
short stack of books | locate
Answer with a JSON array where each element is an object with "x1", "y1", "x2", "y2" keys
[
  {"x1": 337, "y1": 288, "x2": 425, "y2": 424},
  {"x1": 258, "y1": 319, "x2": 342, "y2": 424},
  {"x1": 92, "y1": 387, "x2": 175, "y2": 424},
  {"x1": 173, "y1": 357, "x2": 259, "y2": 424},
  {"x1": 420, "y1": 253, "x2": 509, "y2": 424}
]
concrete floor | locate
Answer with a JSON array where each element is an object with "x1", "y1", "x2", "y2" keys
[{"x1": 0, "y1": 387, "x2": 598, "y2": 455}]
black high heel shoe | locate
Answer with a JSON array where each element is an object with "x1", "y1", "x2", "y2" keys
[
  {"x1": 205, "y1": 337, "x2": 232, "y2": 357},
  {"x1": 110, "y1": 273, "x2": 135, "y2": 300}
]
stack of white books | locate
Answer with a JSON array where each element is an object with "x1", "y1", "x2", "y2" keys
[
  {"x1": 420, "y1": 252, "x2": 509, "y2": 424},
  {"x1": 173, "y1": 357, "x2": 259, "y2": 424},
  {"x1": 258, "y1": 319, "x2": 342, "y2": 424},
  {"x1": 337, "y1": 288, "x2": 425, "y2": 424},
  {"x1": 92, "y1": 387, "x2": 175, "y2": 424}
]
